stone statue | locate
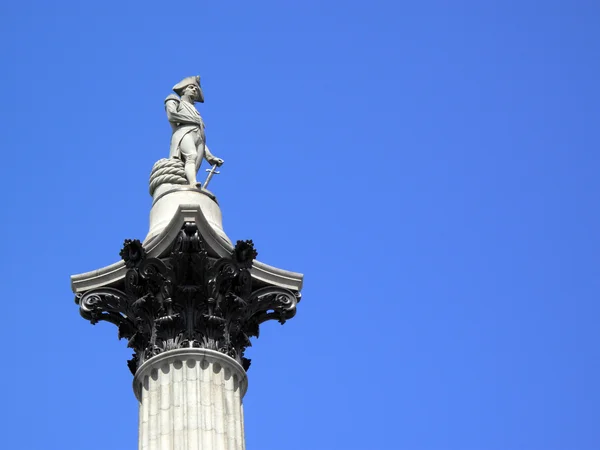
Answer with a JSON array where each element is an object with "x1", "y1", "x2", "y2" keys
[{"x1": 165, "y1": 76, "x2": 224, "y2": 186}]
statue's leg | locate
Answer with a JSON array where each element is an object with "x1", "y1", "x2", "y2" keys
[
  {"x1": 179, "y1": 134, "x2": 199, "y2": 185},
  {"x1": 195, "y1": 140, "x2": 206, "y2": 173}
]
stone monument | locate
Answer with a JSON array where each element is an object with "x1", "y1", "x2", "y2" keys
[{"x1": 71, "y1": 76, "x2": 303, "y2": 450}]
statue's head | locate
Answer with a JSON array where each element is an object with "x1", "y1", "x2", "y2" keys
[{"x1": 173, "y1": 75, "x2": 204, "y2": 103}]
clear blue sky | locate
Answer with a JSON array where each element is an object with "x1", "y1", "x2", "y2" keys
[{"x1": 1, "y1": 1, "x2": 599, "y2": 449}]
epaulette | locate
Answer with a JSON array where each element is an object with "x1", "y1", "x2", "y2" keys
[{"x1": 164, "y1": 93, "x2": 180, "y2": 104}]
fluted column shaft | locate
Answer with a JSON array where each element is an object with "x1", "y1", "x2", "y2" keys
[{"x1": 133, "y1": 349, "x2": 248, "y2": 450}]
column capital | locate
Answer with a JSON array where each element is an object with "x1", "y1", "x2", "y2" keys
[{"x1": 76, "y1": 222, "x2": 300, "y2": 374}]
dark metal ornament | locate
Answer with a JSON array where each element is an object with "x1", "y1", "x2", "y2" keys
[{"x1": 76, "y1": 223, "x2": 299, "y2": 374}]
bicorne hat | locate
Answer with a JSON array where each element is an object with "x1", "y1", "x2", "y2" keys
[{"x1": 172, "y1": 76, "x2": 204, "y2": 103}]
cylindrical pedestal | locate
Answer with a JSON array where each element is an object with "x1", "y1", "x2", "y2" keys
[
  {"x1": 133, "y1": 349, "x2": 248, "y2": 450},
  {"x1": 146, "y1": 185, "x2": 232, "y2": 246}
]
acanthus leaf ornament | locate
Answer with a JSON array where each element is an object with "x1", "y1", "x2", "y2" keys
[
  {"x1": 76, "y1": 223, "x2": 299, "y2": 375},
  {"x1": 119, "y1": 239, "x2": 146, "y2": 268}
]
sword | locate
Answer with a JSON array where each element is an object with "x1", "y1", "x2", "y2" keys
[{"x1": 202, "y1": 165, "x2": 220, "y2": 189}]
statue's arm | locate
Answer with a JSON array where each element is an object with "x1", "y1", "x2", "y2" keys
[
  {"x1": 205, "y1": 144, "x2": 215, "y2": 160},
  {"x1": 165, "y1": 99, "x2": 199, "y2": 126},
  {"x1": 204, "y1": 144, "x2": 224, "y2": 166}
]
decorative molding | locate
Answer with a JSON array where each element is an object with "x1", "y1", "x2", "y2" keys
[
  {"x1": 76, "y1": 223, "x2": 300, "y2": 374},
  {"x1": 132, "y1": 348, "x2": 248, "y2": 402}
]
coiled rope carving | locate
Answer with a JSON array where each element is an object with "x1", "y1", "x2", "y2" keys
[{"x1": 148, "y1": 158, "x2": 187, "y2": 196}]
